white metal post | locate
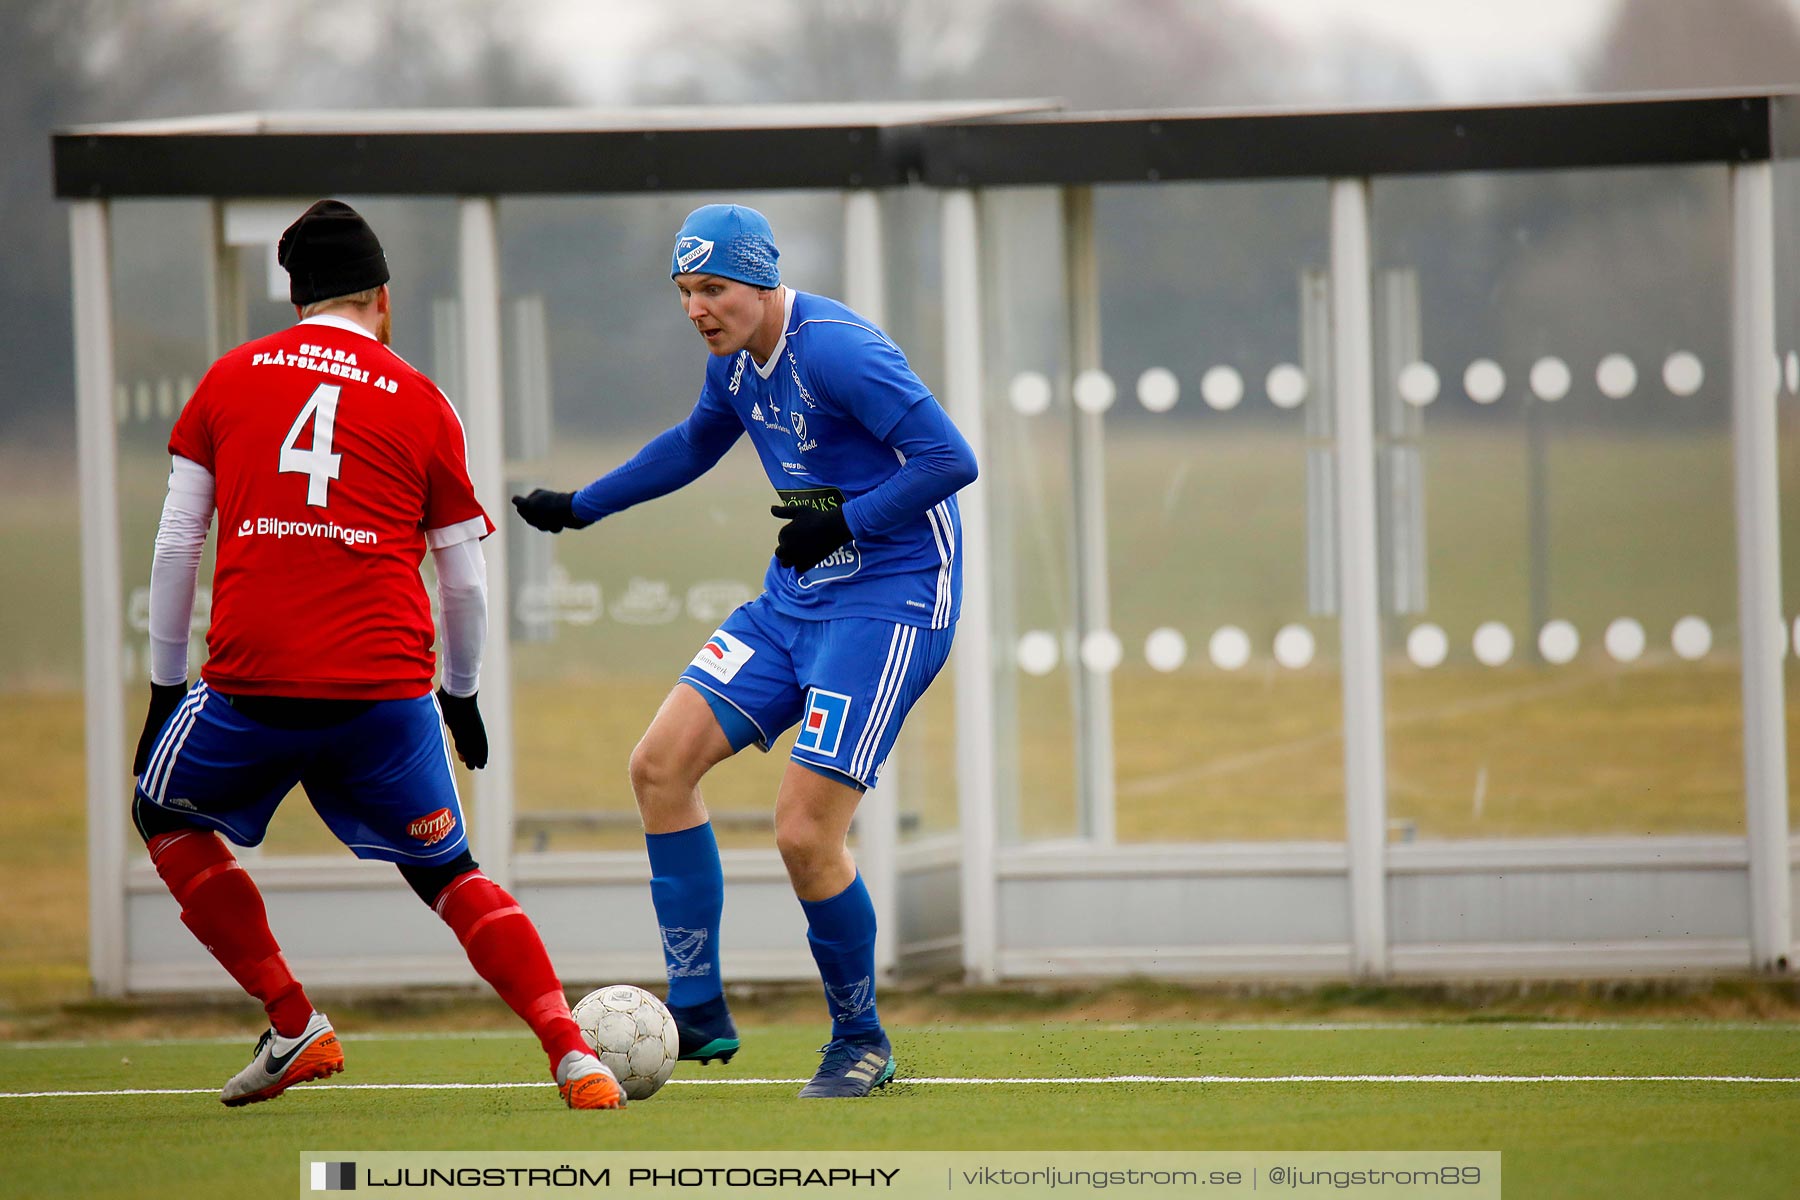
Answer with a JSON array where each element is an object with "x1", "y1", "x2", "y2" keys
[
  {"x1": 458, "y1": 198, "x2": 516, "y2": 889},
  {"x1": 1729, "y1": 162, "x2": 1792, "y2": 972},
  {"x1": 1329, "y1": 179, "x2": 1389, "y2": 977},
  {"x1": 204, "y1": 200, "x2": 244, "y2": 363},
  {"x1": 977, "y1": 192, "x2": 1024, "y2": 845},
  {"x1": 506, "y1": 295, "x2": 554, "y2": 644},
  {"x1": 1062, "y1": 188, "x2": 1117, "y2": 845},
  {"x1": 1301, "y1": 269, "x2": 1337, "y2": 617},
  {"x1": 943, "y1": 189, "x2": 999, "y2": 982},
  {"x1": 72, "y1": 200, "x2": 128, "y2": 997},
  {"x1": 843, "y1": 188, "x2": 898, "y2": 978},
  {"x1": 843, "y1": 189, "x2": 887, "y2": 321}
]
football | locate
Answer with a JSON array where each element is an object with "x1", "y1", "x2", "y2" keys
[{"x1": 571, "y1": 984, "x2": 681, "y2": 1100}]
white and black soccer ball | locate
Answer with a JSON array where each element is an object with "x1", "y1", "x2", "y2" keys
[{"x1": 572, "y1": 984, "x2": 680, "y2": 1100}]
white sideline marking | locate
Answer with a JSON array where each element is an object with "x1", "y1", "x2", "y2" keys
[
  {"x1": 7, "y1": 1020, "x2": 1795, "y2": 1050},
  {"x1": 4, "y1": 1074, "x2": 1799, "y2": 1098},
  {"x1": 1085, "y1": 1022, "x2": 1800, "y2": 1033}
]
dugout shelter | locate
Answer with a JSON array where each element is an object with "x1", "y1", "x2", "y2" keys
[{"x1": 54, "y1": 93, "x2": 1800, "y2": 995}]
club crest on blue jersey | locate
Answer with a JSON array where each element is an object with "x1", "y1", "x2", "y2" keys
[
  {"x1": 791, "y1": 410, "x2": 817, "y2": 452},
  {"x1": 795, "y1": 687, "x2": 851, "y2": 758},
  {"x1": 675, "y1": 235, "x2": 714, "y2": 274}
]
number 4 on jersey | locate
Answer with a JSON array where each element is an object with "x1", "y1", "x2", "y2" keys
[{"x1": 279, "y1": 383, "x2": 342, "y2": 507}]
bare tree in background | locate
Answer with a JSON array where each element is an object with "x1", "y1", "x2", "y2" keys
[
  {"x1": 625, "y1": 0, "x2": 985, "y2": 105},
  {"x1": 624, "y1": 0, "x2": 1429, "y2": 110},
  {"x1": 1585, "y1": 0, "x2": 1800, "y2": 92},
  {"x1": 0, "y1": 0, "x2": 573, "y2": 437},
  {"x1": 753, "y1": 0, "x2": 984, "y2": 102},
  {"x1": 977, "y1": 0, "x2": 1290, "y2": 109},
  {"x1": 245, "y1": 0, "x2": 568, "y2": 108},
  {"x1": 0, "y1": 0, "x2": 246, "y2": 435}
]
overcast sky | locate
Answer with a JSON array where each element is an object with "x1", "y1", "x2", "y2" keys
[
  {"x1": 522, "y1": 0, "x2": 1634, "y2": 106},
  {"x1": 1253, "y1": 0, "x2": 1624, "y2": 98}
]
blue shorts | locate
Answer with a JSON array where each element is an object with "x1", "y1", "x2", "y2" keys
[
  {"x1": 133, "y1": 681, "x2": 469, "y2": 865},
  {"x1": 679, "y1": 597, "x2": 954, "y2": 791}
]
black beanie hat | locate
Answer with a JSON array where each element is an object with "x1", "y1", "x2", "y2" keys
[{"x1": 278, "y1": 199, "x2": 390, "y2": 306}]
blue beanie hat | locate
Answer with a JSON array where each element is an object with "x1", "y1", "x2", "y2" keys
[{"x1": 670, "y1": 204, "x2": 780, "y2": 288}]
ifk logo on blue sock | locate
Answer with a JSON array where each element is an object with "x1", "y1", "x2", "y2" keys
[{"x1": 661, "y1": 926, "x2": 712, "y2": 978}]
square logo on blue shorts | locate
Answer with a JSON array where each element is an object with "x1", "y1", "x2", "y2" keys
[{"x1": 794, "y1": 688, "x2": 851, "y2": 758}]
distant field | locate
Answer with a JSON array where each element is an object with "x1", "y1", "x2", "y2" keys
[
  {"x1": 2, "y1": 1022, "x2": 1796, "y2": 1198},
  {"x1": 8, "y1": 426, "x2": 1800, "y2": 1004},
  {"x1": 11, "y1": 426, "x2": 1800, "y2": 838}
]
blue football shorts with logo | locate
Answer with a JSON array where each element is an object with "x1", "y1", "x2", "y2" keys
[
  {"x1": 133, "y1": 681, "x2": 469, "y2": 865},
  {"x1": 680, "y1": 595, "x2": 955, "y2": 791}
]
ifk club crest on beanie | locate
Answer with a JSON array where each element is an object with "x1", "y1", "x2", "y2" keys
[{"x1": 670, "y1": 204, "x2": 780, "y2": 288}]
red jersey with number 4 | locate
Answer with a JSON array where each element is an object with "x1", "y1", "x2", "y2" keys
[{"x1": 168, "y1": 315, "x2": 493, "y2": 699}]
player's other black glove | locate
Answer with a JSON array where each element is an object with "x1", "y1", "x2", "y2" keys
[
  {"x1": 132, "y1": 681, "x2": 189, "y2": 776},
  {"x1": 511, "y1": 489, "x2": 592, "y2": 533},
  {"x1": 770, "y1": 504, "x2": 852, "y2": 574},
  {"x1": 436, "y1": 688, "x2": 489, "y2": 769}
]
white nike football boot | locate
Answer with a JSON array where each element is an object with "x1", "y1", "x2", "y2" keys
[{"x1": 220, "y1": 1011, "x2": 343, "y2": 1107}]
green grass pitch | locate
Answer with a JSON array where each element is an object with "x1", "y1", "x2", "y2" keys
[{"x1": 3, "y1": 1021, "x2": 1796, "y2": 1198}]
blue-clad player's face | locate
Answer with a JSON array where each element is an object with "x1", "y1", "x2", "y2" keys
[{"x1": 676, "y1": 273, "x2": 783, "y2": 362}]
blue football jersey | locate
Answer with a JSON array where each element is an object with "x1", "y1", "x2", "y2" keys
[{"x1": 695, "y1": 290, "x2": 962, "y2": 629}]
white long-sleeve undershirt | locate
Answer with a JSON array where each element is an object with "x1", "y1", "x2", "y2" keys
[
  {"x1": 432, "y1": 537, "x2": 487, "y2": 697},
  {"x1": 148, "y1": 455, "x2": 489, "y2": 695},
  {"x1": 148, "y1": 457, "x2": 215, "y2": 686}
]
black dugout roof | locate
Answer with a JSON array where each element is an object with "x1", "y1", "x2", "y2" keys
[
  {"x1": 922, "y1": 91, "x2": 1800, "y2": 187},
  {"x1": 50, "y1": 102, "x2": 1053, "y2": 198},
  {"x1": 52, "y1": 91, "x2": 1800, "y2": 199}
]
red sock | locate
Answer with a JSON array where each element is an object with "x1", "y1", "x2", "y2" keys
[
  {"x1": 147, "y1": 831, "x2": 313, "y2": 1038},
  {"x1": 435, "y1": 871, "x2": 588, "y2": 1073}
]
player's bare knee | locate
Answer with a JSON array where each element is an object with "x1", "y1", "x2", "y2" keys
[
  {"x1": 627, "y1": 737, "x2": 655, "y2": 797},
  {"x1": 628, "y1": 735, "x2": 681, "y2": 800},
  {"x1": 775, "y1": 835, "x2": 822, "y2": 886},
  {"x1": 773, "y1": 812, "x2": 831, "y2": 869}
]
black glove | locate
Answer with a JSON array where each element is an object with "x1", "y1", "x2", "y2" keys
[
  {"x1": 133, "y1": 681, "x2": 189, "y2": 776},
  {"x1": 511, "y1": 489, "x2": 592, "y2": 533},
  {"x1": 770, "y1": 504, "x2": 853, "y2": 573},
  {"x1": 436, "y1": 688, "x2": 489, "y2": 769}
]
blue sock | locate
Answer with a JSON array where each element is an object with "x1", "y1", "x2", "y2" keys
[
  {"x1": 800, "y1": 872, "x2": 882, "y2": 1043},
  {"x1": 645, "y1": 823, "x2": 724, "y2": 1009}
]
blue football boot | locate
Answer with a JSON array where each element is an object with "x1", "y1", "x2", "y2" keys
[
  {"x1": 669, "y1": 995, "x2": 740, "y2": 1065},
  {"x1": 797, "y1": 1034, "x2": 896, "y2": 1098}
]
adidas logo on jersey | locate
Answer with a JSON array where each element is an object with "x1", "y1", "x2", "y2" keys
[{"x1": 750, "y1": 403, "x2": 764, "y2": 422}]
